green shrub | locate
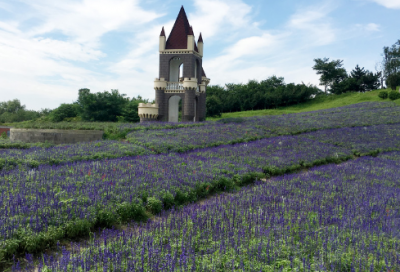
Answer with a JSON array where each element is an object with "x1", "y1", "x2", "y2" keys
[
  {"x1": 161, "y1": 191, "x2": 175, "y2": 210},
  {"x1": 0, "y1": 132, "x2": 7, "y2": 139},
  {"x1": 116, "y1": 201, "x2": 148, "y2": 222},
  {"x1": 50, "y1": 103, "x2": 80, "y2": 122},
  {"x1": 378, "y1": 91, "x2": 388, "y2": 99},
  {"x1": 146, "y1": 197, "x2": 163, "y2": 214},
  {"x1": 388, "y1": 90, "x2": 400, "y2": 100}
]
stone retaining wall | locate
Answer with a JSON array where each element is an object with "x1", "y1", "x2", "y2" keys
[{"x1": 10, "y1": 128, "x2": 104, "y2": 144}]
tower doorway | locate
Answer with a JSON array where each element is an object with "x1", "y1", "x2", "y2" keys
[{"x1": 168, "y1": 95, "x2": 182, "y2": 122}]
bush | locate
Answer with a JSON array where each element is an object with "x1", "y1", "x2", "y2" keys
[
  {"x1": 50, "y1": 103, "x2": 80, "y2": 122},
  {"x1": 388, "y1": 90, "x2": 400, "y2": 100},
  {"x1": 378, "y1": 91, "x2": 388, "y2": 99},
  {"x1": 146, "y1": 197, "x2": 163, "y2": 214},
  {"x1": 0, "y1": 132, "x2": 7, "y2": 139}
]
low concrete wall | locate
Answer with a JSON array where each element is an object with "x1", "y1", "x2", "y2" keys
[{"x1": 10, "y1": 128, "x2": 104, "y2": 144}]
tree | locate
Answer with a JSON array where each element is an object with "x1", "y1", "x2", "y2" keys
[
  {"x1": 0, "y1": 99, "x2": 25, "y2": 115},
  {"x1": 122, "y1": 96, "x2": 149, "y2": 122},
  {"x1": 382, "y1": 40, "x2": 400, "y2": 82},
  {"x1": 312, "y1": 58, "x2": 347, "y2": 93},
  {"x1": 349, "y1": 65, "x2": 380, "y2": 92},
  {"x1": 386, "y1": 72, "x2": 400, "y2": 90},
  {"x1": 77, "y1": 88, "x2": 128, "y2": 122},
  {"x1": 206, "y1": 96, "x2": 222, "y2": 117}
]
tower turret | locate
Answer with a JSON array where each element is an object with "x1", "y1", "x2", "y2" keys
[
  {"x1": 197, "y1": 33, "x2": 203, "y2": 56},
  {"x1": 159, "y1": 27, "x2": 166, "y2": 51}
]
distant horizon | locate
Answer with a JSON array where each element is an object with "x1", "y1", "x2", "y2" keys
[{"x1": 0, "y1": 0, "x2": 399, "y2": 111}]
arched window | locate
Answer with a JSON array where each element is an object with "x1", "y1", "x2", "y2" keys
[{"x1": 169, "y1": 57, "x2": 183, "y2": 82}]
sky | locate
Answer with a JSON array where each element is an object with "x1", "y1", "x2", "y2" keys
[{"x1": 0, "y1": 0, "x2": 399, "y2": 111}]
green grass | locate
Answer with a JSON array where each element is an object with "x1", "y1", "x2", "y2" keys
[{"x1": 208, "y1": 88, "x2": 400, "y2": 121}]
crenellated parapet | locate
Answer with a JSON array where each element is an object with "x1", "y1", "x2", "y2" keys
[
  {"x1": 138, "y1": 103, "x2": 159, "y2": 122},
  {"x1": 182, "y1": 77, "x2": 198, "y2": 91},
  {"x1": 154, "y1": 78, "x2": 167, "y2": 90},
  {"x1": 199, "y1": 76, "x2": 210, "y2": 93}
]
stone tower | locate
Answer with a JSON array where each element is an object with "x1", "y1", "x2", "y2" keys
[{"x1": 138, "y1": 6, "x2": 210, "y2": 123}]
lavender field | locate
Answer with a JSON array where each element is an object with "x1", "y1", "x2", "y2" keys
[
  {"x1": 2, "y1": 101, "x2": 400, "y2": 271},
  {"x1": 297, "y1": 123, "x2": 400, "y2": 156},
  {"x1": 127, "y1": 102, "x2": 400, "y2": 153},
  {"x1": 13, "y1": 155, "x2": 400, "y2": 271},
  {"x1": 0, "y1": 140, "x2": 153, "y2": 171}
]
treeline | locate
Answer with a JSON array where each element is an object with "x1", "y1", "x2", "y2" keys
[
  {"x1": 205, "y1": 76, "x2": 322, "y2": 117},
  {"x1": 312, "y1": 39, "x2": 400, "y2": 94},
  {"x1": 0, "y1": 90, "x2": 150, "y2": 124},
  {"x1": 50, "y1": 89, "x2": 150, "y2": 122},
  {"x1": 0, "y1": 99, "x2": 50, "y2": 123}
]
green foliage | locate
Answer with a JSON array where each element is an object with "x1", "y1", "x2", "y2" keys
[
  {"x1": 146, "y1": 197, "x2": 163, "y2": 214},
  {"x1": 0, "y1": 132, "x2": 7, "y2": 139},
  {"x1": 0, "y1": 99, "x2": 51, "y2": 123},
  {"x1": 206, "y1": 95, "x2": 222, "y2": 117},
  {"x1": 378, "y1": 91, "x2": 388, "y2": 99},
  {"x1": 161, "y1": 191, "x2": 175, "y2": 210},
  {"x1": 382, "y1": 39, "x2": 400, "y2": 81},
  {"x1": 50, "y1": 103, "x2": 80, "y2": 122},
  {"x1": 77, "y1": 88, "x2": 129, "y2": 122},
  {"x1": 388, "y1": 90, "x2": 400, "y2": 100},
  {"x1": 329, "y1": 64, "x2": 380, "y2": 94},
  {"x1": 122, "y1": 96, "x2": 149, "y2": 122},
  {"x1": 312, "y1": 58, "x2": 347, "y2": 92},
  {"x1": 386, "y1": 72, "x2": 400, "y2": 90},
  {"x1": 206, "y1": 76, "x2": 321, "y2": 117}
]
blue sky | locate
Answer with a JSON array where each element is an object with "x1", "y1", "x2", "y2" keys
[{"x1": 0, "y1": 0, "x2": 399, "y2": 111}]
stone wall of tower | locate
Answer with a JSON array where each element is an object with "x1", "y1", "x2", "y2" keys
[
  {"x1": 198, "y1": 92, "x2": 206, "y2": 121},
  {"x1": 159, "y1": 53, "x2": 202, "y2": 83},
  {"x1": 183, "y1": 89, "x2": 195, "y2": 121},
  {"x1": 155, "y1": 89, "x2": 166, "y2": 121}
]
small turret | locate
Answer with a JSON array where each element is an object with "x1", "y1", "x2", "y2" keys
[
  {"x1": 138, "y1": 103, "x2": 159, "y2": 122},
  {"x1": 187, "y1": 26, "x2": 194, "y2": 51},
  {"x1": 159, "y1": 27, "x2": 166, "y2": 51},
  {"x1": 197, "y1": 33, "x2": 203, "y2": 56}
]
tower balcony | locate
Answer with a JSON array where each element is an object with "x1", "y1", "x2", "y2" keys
[
  {"x1": 155, "y1": 78, "x2": 202, "y2": 93},
  {"x1": 166, "y1": 82, "x2": 184, "y2": 92}
]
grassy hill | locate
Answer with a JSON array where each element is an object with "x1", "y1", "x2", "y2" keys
[{"x1": 208, "y1": 88, "x2": 400, "y2": 121}]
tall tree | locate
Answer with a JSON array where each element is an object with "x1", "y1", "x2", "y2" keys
[
  {"x1": 382, "y1": 40, "x2": 400, "y2": 81},
  {"x1": 312, "y1": 58, "x2": 347, "y2": 93}
]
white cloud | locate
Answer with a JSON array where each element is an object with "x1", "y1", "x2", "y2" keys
[
  {"x1": 369, "y1": 0, "x2": 400, "y2": 9},
  {"x1": 0, "y1": 0, "x2": 163, "y2": 109},
  {"x1": 286, "y1": 3, "x2": 338, "y2": 46},
  {"x1": 365, "y1": 23, "x2": 380, "y2": 31},
  {"x1": 189, "y1": 0, "x2": 254, "y2": 41}
]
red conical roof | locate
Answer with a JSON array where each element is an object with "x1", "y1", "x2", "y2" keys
[
  {"x1": 160, "y1": 27, "x2": 165, "y2": 36},
  {"x1": 165, "y1": 6, "x2": 199, "y2": 52},
  {"x1": 198, "y1": 33, "x2": 203, "y2": 43}
]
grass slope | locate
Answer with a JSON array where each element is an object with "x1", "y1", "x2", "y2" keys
[{"x1": 208, "y1": 88, "x2": 400, "y2": 120}]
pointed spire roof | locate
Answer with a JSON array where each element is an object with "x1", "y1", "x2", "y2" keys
[
  {"x1": 165, "y1": 6, "x2": 199, "y2": 52},
  {"x1": 160, "y1": 27, "x2": 165, "y2": 36},
  {"x1": 198, "y1": 33, "x2": 203, "y2": 43}
]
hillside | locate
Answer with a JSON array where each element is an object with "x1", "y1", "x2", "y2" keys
[{"x1": 208, "y1": 88, "x2": 400, "y2": 120}]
